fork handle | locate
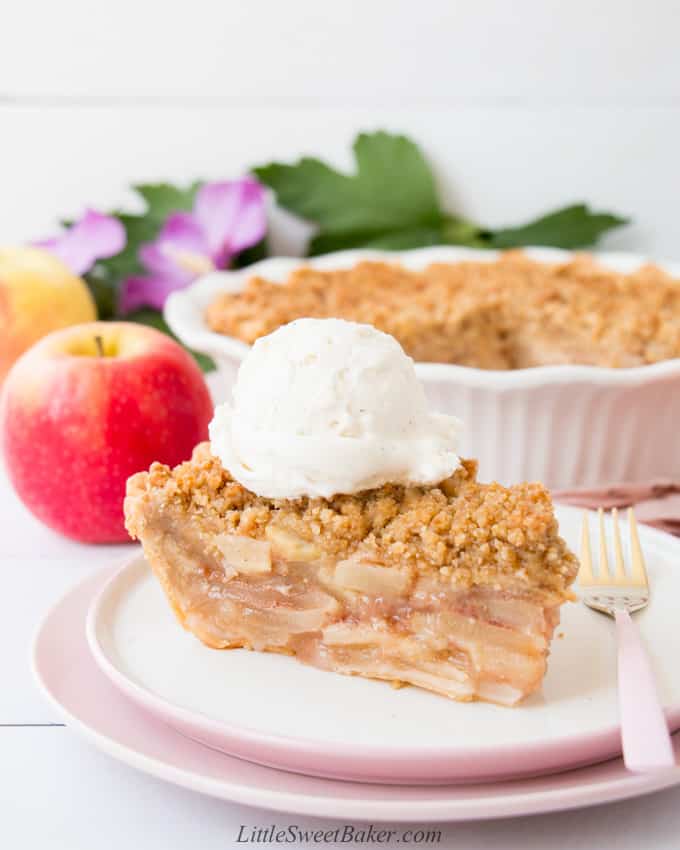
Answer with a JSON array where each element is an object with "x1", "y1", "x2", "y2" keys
[{"x1": 615, "y1": 609, "x2": 675, "y2": 772}]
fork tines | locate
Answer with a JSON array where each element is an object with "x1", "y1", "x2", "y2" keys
[{"x1": 579, "y1": 507, "x2": 649, "y2": 588}]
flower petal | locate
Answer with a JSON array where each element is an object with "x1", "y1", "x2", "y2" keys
[
  {"x1": 139, "y1": 212, "x2": 209, "y2": 278},
  {"x1": 118, "y1": 273, "x2": 192, "y2": 314},
  {"x1": 35, "y1": 209, "x2": 126, "y2": 276},
  {"x1": 194, "y1": 178, "x2": 267, "y2": 266}
]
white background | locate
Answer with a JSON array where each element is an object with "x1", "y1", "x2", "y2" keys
[
  {"x1": 2, "y1": 1, "x2": 680, "y2": 847},
  {"x1": 1, "y1": 0, "x2": 679, "y2": 258}
]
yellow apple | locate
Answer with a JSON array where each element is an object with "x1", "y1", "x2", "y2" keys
[{"x1": 0, "y1": 246, "x2": 97, "y2": 381}]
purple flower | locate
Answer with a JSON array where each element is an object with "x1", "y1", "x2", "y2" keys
[
  {"x1": 35, "y1": 209, "x2": 126, "y2": 276},
  {"x1": 119, "y1": 178, "x2": 267, "y2": 314}
]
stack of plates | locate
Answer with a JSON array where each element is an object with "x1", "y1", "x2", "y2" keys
[{"x1": 33, "y1": 505, "x2": 680, "y2": 822}]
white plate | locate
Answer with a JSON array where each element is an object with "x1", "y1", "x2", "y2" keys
[{"x1": 87, "y1": 505, "x2": 680, "y2": 784}]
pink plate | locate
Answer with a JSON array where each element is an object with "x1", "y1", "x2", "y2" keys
[
  {"x1": 83, "y1": 505, "x2": 680, "y2": 785},
  {"x1": 33, "y1": 567, "x2": 680, "y2": 821}
]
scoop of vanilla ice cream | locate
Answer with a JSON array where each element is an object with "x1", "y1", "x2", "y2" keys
[{"x1": 209, "y1": 318, "x2": 461, "y2": 499}]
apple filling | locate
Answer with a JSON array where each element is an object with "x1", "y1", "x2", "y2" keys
[{"x1": 147, "y1": 527, "x2": 561, "y2": 706}]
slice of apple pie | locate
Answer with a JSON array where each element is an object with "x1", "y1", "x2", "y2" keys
[{"x1": 125, "y1": 442, "x2": 577, "y2": 706}]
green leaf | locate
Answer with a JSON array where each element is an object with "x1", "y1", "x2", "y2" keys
[
  {"x1": 83, "y1": 268, "x2": 119, "y2": 319},
  {"x1": 308, "y1": 215, "x2": 491, "y2": 255},
  {"x1": 254, "y1": 131, "x2": 443, "y2": 254},
  {"x1": 125, "y1": 308, "x2": 215, "y2": 373},
  {"x1": 308, "y1": 225, "x2": 447, "y2": 255},
  {"x1": 440, "y1": 216, "x2": 489, "y2": 249},
  {"x1": 133, "y1": 182, "x2": 201, "y2": 223},
  {"x1": 255, "y1": 134, "x2": 629, "y2": 256},
  {"x1": 488, "y1": 204, "x2": 629, "y2": 250}
]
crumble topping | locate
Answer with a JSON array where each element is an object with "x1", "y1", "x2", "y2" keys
[
  {"x1": 126, "y1": 442, "x2": 578, "y2": 595},
  {"x1": 205, "y1": 252, "x2": 680, "y2": 368}
]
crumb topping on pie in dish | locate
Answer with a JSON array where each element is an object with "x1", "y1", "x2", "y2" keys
[{"x1": 205, "y1": 252, "x2": 680, "y2": 369}]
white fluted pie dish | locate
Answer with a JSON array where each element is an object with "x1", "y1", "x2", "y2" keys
[{"x1": 164, "y1": 246, "x2": 680, "y2": 489}]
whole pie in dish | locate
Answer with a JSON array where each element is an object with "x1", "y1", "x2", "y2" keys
[
  {"x1": 125, "y1": 444, "x2": 577, "y2": 706},
  {"x1": 205, "y1": 252, "x2": 680, "y2": 369}
]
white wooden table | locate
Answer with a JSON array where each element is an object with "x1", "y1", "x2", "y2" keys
[{"x1": 0, "y1": 374, "x2": 679, "y2": 849}]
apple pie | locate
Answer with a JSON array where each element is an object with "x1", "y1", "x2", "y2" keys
[
  {"x1": 205, "y1": 252, "x2": 680, "y2": 369},
  {"x1": 125, "y1": 443, "x2": 578, "y2": 706}
]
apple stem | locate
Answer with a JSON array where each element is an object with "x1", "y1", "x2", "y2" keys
[{"x1": 94, "y1": 335, "x2": 104, "y2": 358}]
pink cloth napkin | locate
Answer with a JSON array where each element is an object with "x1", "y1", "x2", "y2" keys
[{"x1": 553, "y1": 481, "x2": 680, "y2": 537}]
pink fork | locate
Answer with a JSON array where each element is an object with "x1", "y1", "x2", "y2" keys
[{"x1": 579, "y1": 508, "x2": 675, "y2": 773}]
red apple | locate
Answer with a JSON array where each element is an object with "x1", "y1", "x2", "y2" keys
[{"x1": 0, "y1": 321, "x2": 213, "y2": 542}]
